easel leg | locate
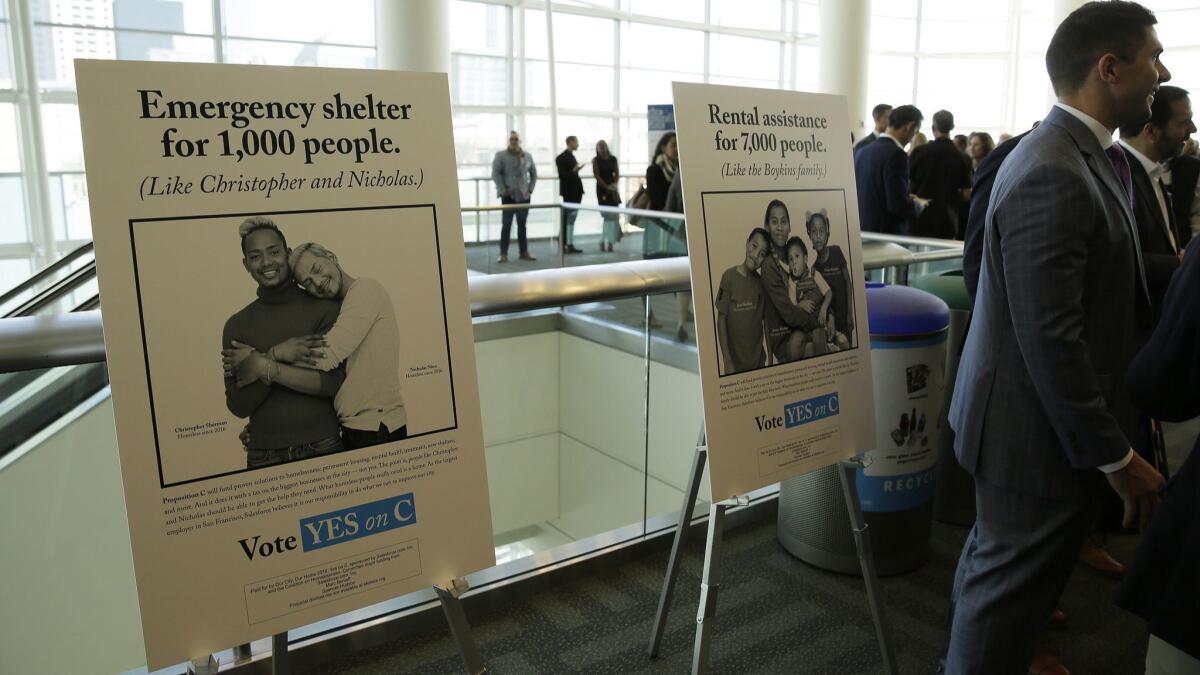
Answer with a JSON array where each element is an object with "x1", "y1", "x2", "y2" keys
[
  {"x1": 838, "y1": 461, "x2": 899, "y2": 675},
  {"x1": 648, "y1": 429, "x2": 708, "y2": 658},
  {"x1": 271, "y1": 632, "x2": 289, "y2": 675},
  {"x1": 186, "y1": 655, "x2": 219, "y2": 675},
  {"x1": 691, "y1": 502, "x2": 726, "y2": 675},
  {"x1": 232, "y1": 642, "x2": 252, "y2": 662},
  {"x1": 436, "y1": 578, "x2": 488, "y2": 675}
]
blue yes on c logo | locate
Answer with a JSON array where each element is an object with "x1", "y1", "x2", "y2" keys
[
  {"x1": 299, "y1": 493, "x2": 416, "y2": 552},
  {"x1": 784, "y1": 392, "x2": 839, "y2": 428}
]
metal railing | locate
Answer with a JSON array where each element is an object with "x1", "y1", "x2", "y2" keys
[
  {"x1": 0, "y1": 201, "x2": 966, "y2": 674},
  {"x1": 0, "y1": 200, "x2": 963, "y2": 373}
]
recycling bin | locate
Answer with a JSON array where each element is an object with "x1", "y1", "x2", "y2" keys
[
  {"x1": 912, "y1": 272, "x2": 976, "y2": 526},
  {"x1": 778, "y1": 283, "x2": 950, "y2": 575}
]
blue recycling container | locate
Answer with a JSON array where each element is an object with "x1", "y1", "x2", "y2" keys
[{"x1": 778, "y1": 282, "x2": 950, "y2": 575}]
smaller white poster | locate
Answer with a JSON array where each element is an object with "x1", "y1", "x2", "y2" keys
[{"x1": 672, "y1": 83, "x2": 876, "y2": 501}]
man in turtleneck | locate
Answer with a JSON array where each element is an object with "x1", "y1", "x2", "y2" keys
[{"x1": 221, "y1": 217, "x2": 345, "y2": 469}]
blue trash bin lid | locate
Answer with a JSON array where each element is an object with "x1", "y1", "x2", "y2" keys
[{"x1": 865, "y1": 282, "x2": 950, "y2": 336}]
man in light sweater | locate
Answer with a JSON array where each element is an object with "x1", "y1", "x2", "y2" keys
[
  {"x1": 267, "y1": 242, "x2": 408, "y2": 450},
  {"x1": 491, "y1": 130, "x2": 538, "y2": 263}
]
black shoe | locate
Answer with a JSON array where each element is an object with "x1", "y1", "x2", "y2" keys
[{"x1": 565, "y1": 245, "x2": 583, "y2": 254}]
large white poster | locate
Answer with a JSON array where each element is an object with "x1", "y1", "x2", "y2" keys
[
  {"x1": 76, "y1": 61, "x2": 495, "y2": 669},
  {"x1": 672, "y1": 83, "x2": 876, "y2": 501}
]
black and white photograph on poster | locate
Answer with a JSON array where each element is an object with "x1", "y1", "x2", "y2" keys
[
  {"x1": 704, "y1": 188, "x2": 860, "y2": 377},
  {"x1": 132, "y1": 204, "x2": 456, "y2": 487}
]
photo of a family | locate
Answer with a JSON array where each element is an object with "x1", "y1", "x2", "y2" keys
[
  {"x1": 131, "y1": 206, "x2": 456, "y2": 486},
  {"x1": 706, "y1": 191, "x2": 859, "y2": 377}
]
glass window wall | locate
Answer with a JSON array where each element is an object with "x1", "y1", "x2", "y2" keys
[{"x1": 0, "y1": 0, "x2": 376, "y2": 292}]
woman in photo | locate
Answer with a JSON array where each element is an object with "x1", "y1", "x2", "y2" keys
[{"x1": 758, "y1": 199, "x2": 824, "y2": 363}]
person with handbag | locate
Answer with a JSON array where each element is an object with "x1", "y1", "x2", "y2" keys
[
  {"x1": 592, "y1": 140, "x2": 622, "y2": 252},
  {"x1": 644, "y1": 132, "x2": 691, "y2": 340}
]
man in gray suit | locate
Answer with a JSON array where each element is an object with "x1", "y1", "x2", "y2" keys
[{"x1": 943, "y1": 3, "x2": 1169, "y2": 673}]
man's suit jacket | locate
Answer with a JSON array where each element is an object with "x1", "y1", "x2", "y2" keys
[
  {"x1": 949, "y1": 106, "x2": 1151, "y2": 500},
  {"x1": 963, "y1": 132, "x2": 1028, "y2": 304},
  {"x1": 556, "y1": 149, "x2": 584, "y2": 201},
  {"x1": 1126, "y1": 153, "x2": 1180, "y2": 317},
  {"x1": 1117, "y1": 246, "x2": 1200, "y2": 659},
  {"x1": 853, "y1": 131, "x2": 877, "y2": 154},
  {"x1": 909, "y1": 137, "x2": 971, "y2": 239},
  {"x1": 854, "y1": 137, "x2": 916, "y2": 235},
  {"x1": 1169, "y1": 154, "x2": 1199, "y2": 249}
]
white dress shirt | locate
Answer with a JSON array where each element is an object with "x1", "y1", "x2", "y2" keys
[
  {"x1": 1055, "y1": 102, "x2": 1115, "y2": 149},
  {"x1": 1119, "y1": 139, "x2": 1177, "y2": 252}
]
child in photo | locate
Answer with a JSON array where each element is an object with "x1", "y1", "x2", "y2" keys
[
  {"x1": 806, "y1": 209, "x2": 855, "y2": 348},
  {"x1": 783, "y1": 236, "x2": 837, "y2": 357},
  {"x1": 716, "y1": 227, "x2": 771, "y2": 374}
]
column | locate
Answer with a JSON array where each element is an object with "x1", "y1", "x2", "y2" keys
[
  {"x1": 1053, "y1": 0, "x2": 1088, "y2": 24},
  {"x1": 819, "y1": 0, "x2": 871, "y2": 142},
  {"x1": 375, "y1": 0, "x2": 450, "y2": 73}
]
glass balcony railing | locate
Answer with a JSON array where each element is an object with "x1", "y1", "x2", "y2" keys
[{"x1": 0, "y1": 203, "x2": 963, "y2": 675}]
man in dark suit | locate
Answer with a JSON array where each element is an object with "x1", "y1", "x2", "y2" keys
[
  {"x1": 943, "y1": 3, "x2": 1169, "y2": 674},
  {"x1": 1118, "y1": 241, "x2": 1200, "y2": 674},
  {"x1": 556, "y1": 135, "x2": 585, "y2": 254},
  {"x1": 1118, "y1": 85, "x2": 1193, "y2": 315},
  {"x1": 910, "y1": 109, "x2": 971, "y2": 239},
  {"x1": 854, "y1": 105, "x2": 928, "y2": 235},
  {"x1": 1170, "y1": 151, "x2": 1200, "y2": 248},
  {"x1": 853, "y1": 103, "x2": 892, "y2": 153}
]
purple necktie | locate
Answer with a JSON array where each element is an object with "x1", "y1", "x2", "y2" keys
[{"x1": 1105, "y1": 144, "x2": 1134, "y2": 210}]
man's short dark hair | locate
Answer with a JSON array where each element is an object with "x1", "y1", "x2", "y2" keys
[
  {"x1": 565, "y1": 135, "x2": 578, "y2": 144},
  {"x1": 239, "y1": 216, "x2": 287, "y2": 254},
  {"x1": 932, "y1": 110, "x2": 955, "y2": 134},
  {"x1": 888, "y1": 105, "x2": 924, "y2": 130},
  {"x1": 872, "y1": 103, "x2": 893, "y2": 121},
  {"x1": 1119, "y1": 84, "x2": 1189, "y2": 137},
  {"x1": 1046, "y1": 1, "x2": 1157, "y2": 96}
]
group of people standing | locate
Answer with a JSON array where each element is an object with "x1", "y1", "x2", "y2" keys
[{"x1": 489, "y1": 130, "x2": 626, "y2": 261}]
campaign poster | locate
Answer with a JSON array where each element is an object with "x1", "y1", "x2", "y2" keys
[
  {"x1": 672, "y1": 82, "x2": 876, "y2": 501},
  {"x1": 76, "y1": 61, "x2": 494, "y2": 669},
  {"x1": 647, "y1": 103, "x2": 675, "y2": 160}
]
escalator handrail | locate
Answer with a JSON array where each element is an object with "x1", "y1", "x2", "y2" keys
[
  {"x1": 3, "y1": 261, "x2": 98, "y2": 318},
  {"x1": 0, "y1": 242, "x2": 95, "y2": 309}
]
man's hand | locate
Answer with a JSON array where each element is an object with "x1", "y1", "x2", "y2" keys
[
  {"x1": 222, "y1": 340, "x2": 255, "y2": 378},
  {"x1": 236, "y1": 351, "x2": 270, "y2": 389},
  {"x1": 797, "y1": 299, "x2": 817, "y2": 314},
  {"x1": 270, "y1": 334, "x2": 326, "y2": 367},
  {"x1": 1105, "y1": 453, "x2": 1166, "y2": 530},
  {"x1": 911, "y1": 194, "x2": 931, "y2": 209}
]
